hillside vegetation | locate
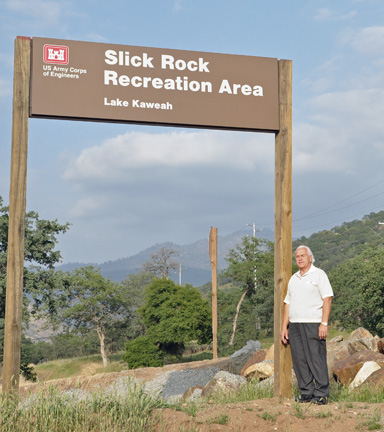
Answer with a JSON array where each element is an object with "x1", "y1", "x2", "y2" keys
[{"x1": 293, "y1": 210, "x2": 384, "y2": 272}]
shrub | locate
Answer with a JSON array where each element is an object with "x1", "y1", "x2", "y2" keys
[
  {"x1": 123, "y1": 336, "x2": 163, "y2": 368},
  {"x1": 20, "y1": 363, "x2": 37, "y2": 382}
]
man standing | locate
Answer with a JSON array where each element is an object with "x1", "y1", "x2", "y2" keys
[{"x1": 280, "y1": 245, "x2": 333, "y2": 405}]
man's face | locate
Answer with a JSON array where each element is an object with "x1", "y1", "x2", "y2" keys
[{"x1": 295, "y1": 248, "x2": 312, "y2": 270}]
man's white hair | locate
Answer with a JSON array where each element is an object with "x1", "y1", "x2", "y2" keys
[{"x1": 295, "y1": 245, "x2": 315, "y2": 263}]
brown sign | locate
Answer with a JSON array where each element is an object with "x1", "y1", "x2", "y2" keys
[{"x1": 30, "y1": 37, "x2": 279, "y2": 131}]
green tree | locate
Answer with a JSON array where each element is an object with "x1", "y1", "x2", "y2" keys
[
  {"x1": 0, "y1": 196, "x2": 70, "y2": 363},
  {"x1": 139, "y1": 278, "x2": 212, "y2": 358},
  {"x1": 107, "y1": 271, "x2": 154, "y2": 353},
  {"x1": 329, "y1": 247, "x2": 384, "y2": 335},
  {"x1": 52, "y1": 266, "x2": 131, "y2": 366},
  {"x1": 223, "y1": 236, "x2": 274, "y2": 344}
]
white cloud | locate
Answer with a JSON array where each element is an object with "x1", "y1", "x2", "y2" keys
[
  {"x1": 314, "y1": 7, "x2": 356, "y2": 22},
  {"x1": 6, "y1": 0, "x2": 63, "y2": 23},
  {"x1": 70, "y1": 197, "x2": 103, "y2": 218},
  {"x1": 314, "y1": 8, "x2": 334, "y2": 21},
  {"x1": 63, "y1": 130, "x2": 274, "y2": 184},
  {"x1": 294, "y1": 88, "x2": 384, "y2": 173},
  {"x1": 344, "y1": 26, "x2": 384, "y2": 56},
  {"x1": 173, "y1": 0, "x2": 183, "y2": 11}
]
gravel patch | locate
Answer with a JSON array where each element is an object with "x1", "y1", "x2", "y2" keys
[{"x1": 143, "y1": 366, "x2": 221, "y2": 402}]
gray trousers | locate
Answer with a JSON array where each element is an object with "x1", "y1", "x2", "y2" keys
[{"x1": 289, "y1": 323, "x2": 330, "y2": 397}]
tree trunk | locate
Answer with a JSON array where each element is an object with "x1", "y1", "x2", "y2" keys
[
  {"x1": 229, "y1": 289, "x2": 248, "y2": 345},
  {"x1": 96, "y1": 324, "x2": 108, "y2": 367}
]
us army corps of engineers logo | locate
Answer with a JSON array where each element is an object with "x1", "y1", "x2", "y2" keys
[
  {"x1": 41, "y1": 43, "x2": 87, "y2": 79},
  {"x1": 43, "y1": 44, "x2": 69, "y2": 65}
]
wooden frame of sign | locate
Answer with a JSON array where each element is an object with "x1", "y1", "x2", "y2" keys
[{"x1": 3, "y1": 36, "x2": 292, "y2": 398}]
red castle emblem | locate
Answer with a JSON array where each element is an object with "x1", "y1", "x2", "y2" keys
[{"x1": 43, "y1": 44, "x2": 69, "y2": 65}]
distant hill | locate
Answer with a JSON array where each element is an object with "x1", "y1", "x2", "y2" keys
[
  {"x1": 56, "y1": 210, "x2": 384, "y2": 284},
  {"x1": 293, "y1": 210, "x2": 384, "y2": 272},
  {"x1": 56, "y1": 228, "x2": 274, "y2": 286}
]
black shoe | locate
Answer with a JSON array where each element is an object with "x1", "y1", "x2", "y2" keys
[
  {"x1": 311, "y1": 396, "x2": 328, "y2": 405},
  {"x1": 294, "y1": 394, "x2": 313, "y2": 403}
]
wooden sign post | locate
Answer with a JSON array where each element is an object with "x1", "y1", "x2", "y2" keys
[
  {"x1": 209, "y1": 227, "x2": 218, "y2": 359},
  {"x1": 274, "y1": 59, "x2": 293, "y2": 398},
  {"x1": 2, "y1": 36, "x2": 31, "y2": 393}
]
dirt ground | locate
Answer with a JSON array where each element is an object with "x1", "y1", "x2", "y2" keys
[
  {"x1": 15, "y1": 359, "x2": 384, "y2": 432},
  {"x1": 154, "y1": 398, "x2": 384, "y2": 432}
]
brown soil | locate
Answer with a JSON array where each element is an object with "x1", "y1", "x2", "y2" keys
[
  {"x1": 154, "y1": 398, "x2": 384, "y2": 432},
  {"x1": 15, "y1": 359, "x2": 384, "y2": 432}
]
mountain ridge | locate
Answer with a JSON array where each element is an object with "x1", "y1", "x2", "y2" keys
[{"x1": 56, "y1": 228, "x2": 274, "y2": 286}]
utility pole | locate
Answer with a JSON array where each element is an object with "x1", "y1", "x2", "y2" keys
[
  {"x1": 246, "y1": 223, "x2": 261, "y2": 288},
  {"x1": 246, "y1": 222, "x2": 261, "y2": 238},
  {"x1": 246, "y1": 222, "x2": 256, "y2": 237},
  {"x1": 209, "y1": 227, "x2": 218, "y2": 359}
]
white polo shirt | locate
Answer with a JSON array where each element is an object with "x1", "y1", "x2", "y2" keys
[{"x1": 284, "y1": 264, "x2": 334, "y2": 323}]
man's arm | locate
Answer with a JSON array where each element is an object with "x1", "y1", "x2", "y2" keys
[
  {"x1": 280, "y1": 303, "x2": 290, "y2": 344},
  {"x1": 319, "y1": 296, "x2": 333, "y2": 340}
]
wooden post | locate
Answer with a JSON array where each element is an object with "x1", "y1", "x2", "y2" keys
[
  {"x1": 274, "y1": 59, "x2": 292, "y2": 399},
  {"x1": 2, "y1": 36, "x2": 31, "y2": 393},
  {"x1": 209, "y1": 227, "x2": 218, "y2": 359}
]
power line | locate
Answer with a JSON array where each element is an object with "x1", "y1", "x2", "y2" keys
[
  {"x1": 293, "y1": 203, "x2": 384, "y2": 235},
  {"x1": 293, "y1": 190, "x2": 384, "y2": 223},
  {"x1": 293, "y1": 178, "x2": 384, "y2": 222}
]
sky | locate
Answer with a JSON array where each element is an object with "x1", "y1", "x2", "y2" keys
[{"x1": 1, "y1": 0, "x2": 384, "y2": 265}]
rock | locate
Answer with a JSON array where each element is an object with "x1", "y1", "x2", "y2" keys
[
  {"x1": 346, "y1": 328, "x2": 378, "y2": 354},
  {"x1": 378, "y1": 338, "x2": 384, "y2": 354},
  {"x1": 243, "y1": 360, "x2": 274, "y2": 380},
  {"x1": 326, "y1": 340, "x2": 350, "y2": 378},
  {"x1": 348, "y1": 338, "x2": 378, "y2": 355},
  {"x1": 240, "y1": 349, "x2": 267, "y2": 376},
  {"x1": 227, "y1": 340, "x2": 262, "y2": 375},
  {"x1": 257, "y1": 375, "x2": 274, "y2": 388},
  {"x1": 348, "y1": 328, "x2": 374, "y2": 341},
  {"x1": 363, "y1": 366, "x2": 384, "y2": 389},
  {"x1": 156, "y1": 366, "x2": 221, "y2": 402},
  {"x1": 332, "y1": 350, "x2": 384, "y2": 386},
  {"x1": 182, "y1": 385, "x2": 204, "y2": 401},
  {"x1": 202, "y1": 371, "x2": 246, "y2": 397},
  {"x1": 265, "y1": 344, "x2": 274, "y2": 361},
  {"x1": 349, "y1": 361, "x2": 381, "y2": 390},
  {"x1": 329, "y1": 335, "x2": 344, "y2": 343}
]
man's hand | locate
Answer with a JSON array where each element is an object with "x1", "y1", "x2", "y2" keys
[
  {"x1": 280, "y1": 328, "x2": 289, "y2": 345},
  {"x1": 319, "y1": 324, "x2": 328, "y2": 340}
]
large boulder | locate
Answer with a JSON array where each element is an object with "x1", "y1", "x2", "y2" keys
[
  {"x1": 348, "y1": 328, "x2": 374, "y2": 341},
  {"x1": 240, "y1": 349, "x2": 267, "y2": 376},
  {"x1": 326, "y1": 337, "x2": 350, "y2": 378},
  {"x1": 243, "y1": 360, "x2": 274, "y2": 380},
  {"x1": 227, "y1": 340, "x2": 262, "y2": 375},
  {"x1": 349, "y1": 361, "x2": 381, "y2": 389},
  {"x1": 202, "y1": 371, "x2": 247, "y2": 397},
  {"x1": 265, "y1": 344, "x2": 274, "y2": 361},
  {"x1": 332, "y1": 350, "x2": 384, "y2": 386},
  {"x1": 362, "y1": 366, "x2": 384, "y2": 389},
  {"x1": 348, "y1": 338, "x2": 379, "y2": 354},
  {"x1": 347, "y1": 328, "x2": 378, "y2": 354},
  {"x1": 181, "y1": 385, "x2": 205, "y2": 401}
]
